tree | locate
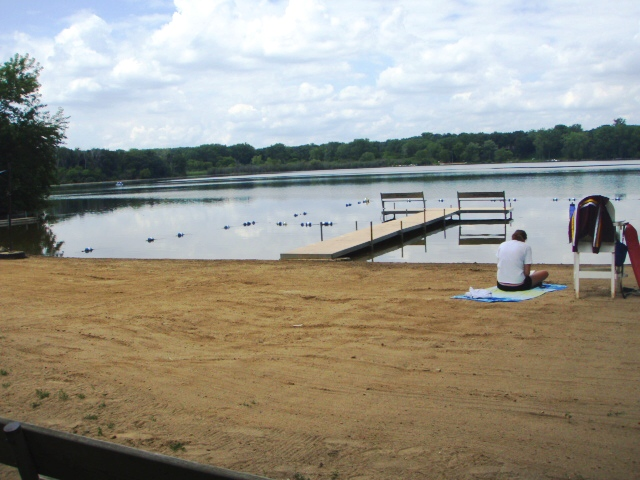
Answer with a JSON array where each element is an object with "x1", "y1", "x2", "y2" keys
[
  {"x1": 461, "y1": 142, "x2": 481, "y2": 163},
  {"x1": 481, "y1": 140, "x2": 498, "y2": 163},
  {"x1": 0, "y1": 54, "x2": 67, "y2": 215},
  {"x1": 494, "y1": 148, "x2": 514, "y2": 163},
  {"x1": 562, "y1": 131, "x2": 589, "y2": 159}
]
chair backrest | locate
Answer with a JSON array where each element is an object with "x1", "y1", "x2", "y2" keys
[{"x1": 570, "y1": 195, "x2": 616, "y2": 253}]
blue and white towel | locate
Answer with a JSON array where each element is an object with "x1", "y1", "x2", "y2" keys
[{"x1": 452, "y1": 283, "x2": 567, "y2": 302}]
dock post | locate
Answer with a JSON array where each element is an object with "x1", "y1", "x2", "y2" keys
[
  {"x1": 443, "y1": 209, "x2": 447, "y2": 238},
  {"x1": 423, "y1": 209, "x2": 427, "y2": 236},
  {"x1": 400, "y1": 221, "x2": 404, "y2": 245},
  {"x1": 320, "y1": 222, "x2": 323, "y2": 241},
  {"x1": 355, "y1": 221, "x2": 358, "y2": 231},
  {"x1": 370, "y1": 221, "x2": 374, "y2": 259}
]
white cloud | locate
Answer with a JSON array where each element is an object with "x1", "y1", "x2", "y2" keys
[{"x1": 2, "y1": 0, "x2": 639, "y2": 149}]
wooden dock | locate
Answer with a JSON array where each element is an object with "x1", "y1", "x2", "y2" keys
[
  {"x1": 280, "y1": 207, "x2": 511, "y2": 260},
  {"x1": 0, "y1": 217, "x2": 38, "y2": 227}
]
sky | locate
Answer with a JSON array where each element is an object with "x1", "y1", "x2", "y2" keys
[{"x1": 2, "y1": 0, "x2": 639, "y2": 151}]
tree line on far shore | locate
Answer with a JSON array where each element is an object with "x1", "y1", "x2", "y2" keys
[{"x1": 56, "y1": 119, "x2": 640, "y2": 184}]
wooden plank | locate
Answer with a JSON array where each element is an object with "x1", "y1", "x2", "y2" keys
[
  {"x1": 458, "y1": 207, "x2": 512, "y2": 214},
  {"x1": 0, "y1": 217, "x2": 38, "y2": 227},
  {"x1": 457, "y1": 191, "x2": 505, "y2": 199},
  {"x1": 380, "y1": 209, "x2": 426, "y2": 215},
  {"x1": 380, "y1": 192, "x2": 424, "y2": 200},
  {"x1": 0, "y1": 417, "x2": 270, "y2": 480},
  {"x1": 459, "y1": 237, "x2": 505, "y2": 245}
]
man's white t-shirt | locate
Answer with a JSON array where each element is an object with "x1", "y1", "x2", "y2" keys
[{"x1": 496, "y1": 240, "x2": 533, "y2": 285}]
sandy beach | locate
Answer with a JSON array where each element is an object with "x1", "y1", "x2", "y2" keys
[{"x1": 1, "y1": 257, "x2": 639, "y2": 479}]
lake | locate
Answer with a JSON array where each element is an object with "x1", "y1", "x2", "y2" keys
[{"x1": 3, "y1": 160, "x2": 639, "y2": 264}]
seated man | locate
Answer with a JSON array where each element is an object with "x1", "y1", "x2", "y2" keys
[{"x1": 496, "y1": 230, "x2": 548, "y2": 291}]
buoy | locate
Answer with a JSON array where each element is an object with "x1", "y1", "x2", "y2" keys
[
  {"x1": 83, "y1": 247, "x2": 93, "y2": 253},
  {"x1": 147, "y1": 237, "x2": 154, "y2": 242},
  {"x1": 177, "y1": 232, "x2": 184, "y2": 237},
  {"x1": 294, "y1": 213, "x2": 298, "y2": 217},
  {"x1": 252, "y1": 221, "x2": 255, "y2": 225},
  {"x1": 303, "y1": 212, "x2": 307, "y2": 216},
  {"x1": 300, "y1": 222, "x2": 304, "y2": 227},
  {"x1": 224, "y1": 225, "x2": 230, "y2": 229}
]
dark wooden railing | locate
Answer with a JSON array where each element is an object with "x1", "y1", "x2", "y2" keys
[{"x1": 1, "y1": 417, "x2": 270, "y2": 480}]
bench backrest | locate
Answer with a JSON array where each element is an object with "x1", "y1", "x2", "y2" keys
[
  {"x1": 457, "y1": 191, "x2": 505, "y2": 209},
  {"x1": 380, "y1": 192, "x2": 425, "y2": 210}
]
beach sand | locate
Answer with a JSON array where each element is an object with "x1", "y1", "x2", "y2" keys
[{"x1": 1, "y1": 257, "x2": 639, "y2": 479}]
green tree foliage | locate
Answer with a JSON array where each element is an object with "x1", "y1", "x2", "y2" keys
[
  {"x1": 0, "y1": 54, "x2": 67, "y2": 214},
  {"x1": 52, "y1": 118, "x2": 640, "y2": 184}
]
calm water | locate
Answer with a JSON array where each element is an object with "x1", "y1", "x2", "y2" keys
[{"x1": 4, "y1": 160, "x2": 639, "y2": 264}]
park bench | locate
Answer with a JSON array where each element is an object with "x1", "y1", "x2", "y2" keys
[
  {"x1": 456, "y1": 191, "x2": 511, "y2": 220},
  {"x1": 0, "y1": 417, "x2": 269, "y2": 480},
  {"x1": 380, "y1": 192, "x2": 426, "y2": 221}
]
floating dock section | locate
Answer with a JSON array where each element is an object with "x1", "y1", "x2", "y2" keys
[
  {"x1": 0, "y1": 217, "x2": 38, "y2": 227},
  {"x1": 280, "y1": 207, "x2": 511, "y2": 260}
]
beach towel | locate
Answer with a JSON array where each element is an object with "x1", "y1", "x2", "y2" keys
[{"x1": 452, "y1": 283, "x2": 567, "y2": 302}]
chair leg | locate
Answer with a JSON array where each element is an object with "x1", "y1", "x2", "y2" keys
[
  {"x1": 574, "y1": 252, "x2": 580, "y2": 299},
  {"x1": 611, "y1": 252, "x2": 616, "y2": 298}
]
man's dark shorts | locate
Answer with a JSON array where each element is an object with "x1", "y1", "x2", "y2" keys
[{"x1": 497, "y1": 275, "x2": 533, "y2": 291}]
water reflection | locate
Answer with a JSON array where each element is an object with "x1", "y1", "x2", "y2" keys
[{"x1": 0, "y1": 222, "x2": 64, "y2": 256}]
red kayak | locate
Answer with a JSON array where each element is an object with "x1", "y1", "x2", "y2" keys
[{"x1": 624, "y1": 223, "x2": 640, "y2": 287}]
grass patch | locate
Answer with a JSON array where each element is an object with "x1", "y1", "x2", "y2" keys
[
  {"x1": 84, "y1": 414, "x2": 98, "y2": 421},
  {"x1": 293, "y1": 473, "x2": 311, "y2": 480},
  {"x1": 58, "y1": 390, "x2": 69, "y2": 401},
  {"x1": 35, "y1": 389, "x2": 50, "y2": 399},
  {"x1": 0, "y1": 369, "x2": 8, "y2": 376},
  {"x1": 31, "y1": 402, "x2": 41, "y2": 409},
  {"x1": 98, "y1": 401, "x2": 106, "y2": 408},
  {"x1": 77, "y1": 393, "x2": 86, "y2": 399},
  {"x1": 168, "y1": 441, "x2": 186, "y2": 452},
  {"x1": 2, "y1": 383, "x2": 10, "y2": 388}
]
